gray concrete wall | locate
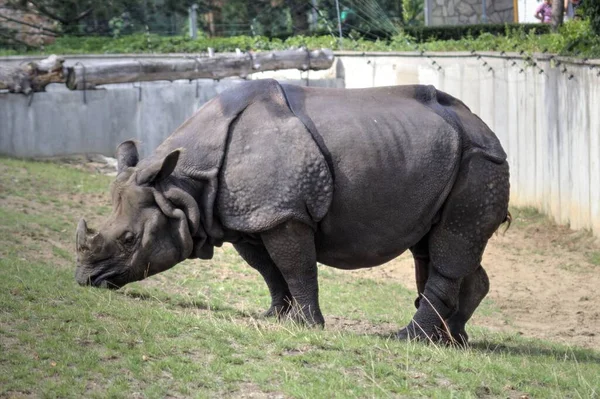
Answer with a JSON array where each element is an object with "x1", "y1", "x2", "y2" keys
[
  {"x1": 1, "y1": 79, "x2": 235, "y2": 159},
  {"x1": 1, "y1": 52, "x2": 598, "y2": 237},
  {"x1": 0, "y1": 68, "x2": 341, "y2": 158}
]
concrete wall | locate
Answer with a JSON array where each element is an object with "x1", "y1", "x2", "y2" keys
[
  {"x1": 0, "y1": 69, "x2": 341, "y2": 158},
  {"x1": 1, "y1": 79, "x2": 235, "y2": 159},
  {"x1": 1, "y1": 52, "x2": 598, "y2": 237}
]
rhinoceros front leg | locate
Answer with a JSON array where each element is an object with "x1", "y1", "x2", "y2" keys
[
  {"x1": 410, "y1": 235, "x2": 430, "y2": 309},
  {"x1": 233, "y1": 242, "x2": 293, "y2": 318},
  {"x1": 261, "y1": 220, "x2": 325, "y2": 327}
]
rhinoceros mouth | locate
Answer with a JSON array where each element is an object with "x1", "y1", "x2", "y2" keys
[{"x1": 89, "y1": 270, "x2": 123, "y2": 289}]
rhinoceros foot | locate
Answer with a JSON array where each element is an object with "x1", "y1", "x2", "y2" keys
[
  {"x1": 396, "y1": 325, "x2": 436, "y2": 343},
  {"x1": 440, "y1": 324, "x2": 469, "y2": 347},
  {"x1": 263, "y1": 301, "x2": 293, "y2": 318},
  {"x1": 271, "y1": 299, "x2": 325, "y2": 328},
  {"x1": 396, "y1": 324, "x2": 469, "y2": 347}
]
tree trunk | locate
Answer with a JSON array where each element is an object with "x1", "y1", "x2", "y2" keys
[
  {"x1": 66, "y1": 49, "x2": 334, "y2": 90},
  {"x1": 288, "y1": 0, "x2": 309, "y2": 34},
  {"x1": 552, "y1": 0, "x2": 565, "y2": 31},
  {"x1": 0, "y1": 55, "x2": 65, "y2": 94},
  {"x1": 1, "y1": 50, "x2": 334, "y2": 93}
]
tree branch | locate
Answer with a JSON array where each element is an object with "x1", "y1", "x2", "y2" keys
[
  {"x1": 0, "y1": 30, "x2": 38, "y2": 48},
  {"x1": 25, "y1": 0, "x2": 68, "y2": 24},
  {"x1": 0, "y1": 12, "x2": 59, "y2": 36},
  {"x1": 26, "y1": 0, "x2": 93, "y2": 25},
  {"x1": 71, "y1": 7, "x2": 93, "y2": 22}
]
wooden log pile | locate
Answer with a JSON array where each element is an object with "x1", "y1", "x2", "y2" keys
[{"x1": 0, "y1": 49, "x2": 334, "y2": 93}]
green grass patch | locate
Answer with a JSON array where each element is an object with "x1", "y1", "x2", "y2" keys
[
  {"x1": 589, "y1": 252, "x2": 600, "y2": 266},
  {"x1": 1, "y1": 157, "x2": 599, "y2": 398}
]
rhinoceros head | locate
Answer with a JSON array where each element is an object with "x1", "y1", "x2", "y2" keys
[{"x1": 75, "y1": 141, "x2": 199, "y2": 289}]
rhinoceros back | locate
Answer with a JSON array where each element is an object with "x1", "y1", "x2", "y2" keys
[{"x1": 416, "y1": 85, "x2": 507, "y2": 163}]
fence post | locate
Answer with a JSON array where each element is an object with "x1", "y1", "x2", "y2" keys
[
  {"x1": 189, "y1": 4, "x2": 198, "y2": 39},
  {"x1": 482, "y1": 0, "x2": 488, "y2": 22}
]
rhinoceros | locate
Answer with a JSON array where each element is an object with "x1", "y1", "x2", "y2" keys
[{"x1": 75, "y1": 79, "x2": 510, "y2": 344}]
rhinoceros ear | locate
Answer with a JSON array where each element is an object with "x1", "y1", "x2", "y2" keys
[
  {"x1": 116, "y1": 140, "x2": 139, "y2": 173},
  {"x1": 137, "y1": 149, "x2": 180, "y2": 186}
]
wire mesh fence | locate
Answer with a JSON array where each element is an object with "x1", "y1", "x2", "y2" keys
[{"x1": 0, "y1": 0, "x2": 404, "y2": 48}]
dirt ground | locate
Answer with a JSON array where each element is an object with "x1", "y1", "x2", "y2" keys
[{"x1": 350, "y1": 217, "x2": 600, "y2": 350}]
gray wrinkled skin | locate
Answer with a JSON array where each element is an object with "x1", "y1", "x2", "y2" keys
[{"x1": 75, "y1": 79, "x2": 510, "y2": 345}]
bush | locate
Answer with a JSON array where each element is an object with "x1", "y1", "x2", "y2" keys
[
  {"x1": 583, "y1": 0, "x2": 600, "y2": 36},
  {"x1": 271, "y1": 23, "x2": 551, "y2": 42},
  {"x1": 0, "y1": 21, "x2": 597, "y2": 58},
  {"x1": 403, "y1": 23, "x2": 551, "y2": 42}
]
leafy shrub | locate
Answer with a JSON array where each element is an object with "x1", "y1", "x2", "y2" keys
[
  {"x1": 0, "y1": 21, "x2": 597, "y2": 58},
  {"x1": 402, "y1": 0, "x2": 424, "y2": 26},
  {"x1": 582, "y1": 0, "x2": 600, "y2": 36},
  {"x1": 267, "y1": 22, "x2": 551, "y2": 42},
  {"x1": 403, "y1": 23, "x2": 551, "y2": 42}
]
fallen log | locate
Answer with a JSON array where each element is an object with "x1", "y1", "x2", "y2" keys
[
  {"x1": 0, "y1": 54, "x2": 64, "y2": 94},
  {"x1": 66, "y1": 48, "x2": 334, "y2": 90}
]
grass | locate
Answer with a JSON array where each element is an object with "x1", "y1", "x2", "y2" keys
[
  {"x1": 1, "y1": 156, "x2": 600, "y2": 398},
  {"x1": 589, "y1": 252, "x2": 600, "y2": 266},
  {"x1": 509, "y1": 206, "x2": 600, "y2": 261}
]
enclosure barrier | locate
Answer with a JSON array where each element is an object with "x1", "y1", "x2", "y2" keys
[{"x1": 0, "y1": 52, "x2": 598, "y2": 237}]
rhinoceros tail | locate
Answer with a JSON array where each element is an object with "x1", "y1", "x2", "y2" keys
[{"x1": 496, "y1": 211, "x2": 512, "y2": 235}]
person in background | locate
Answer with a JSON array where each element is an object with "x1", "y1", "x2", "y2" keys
[
  {"x1": 535, "y1": 0, "x2": 553, "y2": 23},
  {"x1": 565, "y1": 0, "x2": 582, "y2": 20}
]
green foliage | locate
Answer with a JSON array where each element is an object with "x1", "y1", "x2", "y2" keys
[
  {"x1": 403, "y1": 22, "x2": 550, "y2": 41},
  {"x1": 108, "y1": 16, "x2": 131, "y2": 38},
  {"x1": 1, "y1": 21, "x2": 598, "y2": 58},
  {"x1": 2, "y1": 0, "x2": 200, "y2": 37},
  {"x1": 403, "y1": 20, "x2": 598, "y2": 56},
  {"x1": 402, "y1": 0, "x2": 424, "y2": 26},
  {"x1": 217, "y1": 0, "x2": 294, "y2": 37},
  {"x1": 281, "y1": 22, "x2": 550, "y2": 41},
  {"x1": 581, "y1": 0, "x2": 600, "y2": 36}
]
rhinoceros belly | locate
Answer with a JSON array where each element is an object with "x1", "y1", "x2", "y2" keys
[{"x1": 301, "y1": 87, "x2": 461, "y2": 269}]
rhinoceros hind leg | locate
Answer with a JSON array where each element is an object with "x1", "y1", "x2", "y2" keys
[
  {"x1": 233, "y1": 242, "x2": 293, "y2": 318},
  {"x1": 261, "y1": 220, "x2": 325, "y2": 327},
  {"x1": 406, "y1": 263, "x2": 490, "y2": 346},
  {"x1": 443, "y1": 266, "x2": 490, "y2": 345},
  {"x1": 398, "y1": 155, "x2": 509, "y2": 343},
  {"x1": 397, "y1": 269, "x2": 462, "y2": 342}
]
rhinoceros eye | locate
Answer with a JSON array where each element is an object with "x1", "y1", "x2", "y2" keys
[{"x1": 121, "y1": 231, "x2": 135, "y2": 246}]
